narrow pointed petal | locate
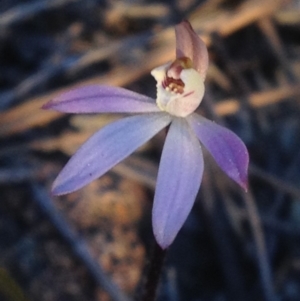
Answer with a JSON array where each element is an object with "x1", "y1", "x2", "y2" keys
[
  {"x1": 188, "y1": 114, "x2": 249, "y2": 190},
  {"x1": 175, "y1": 20, "x2": 208, "y2": 80},
  {"x1": 153, "y1": 118, "x2": 204, "y2": 249},
  {"x1": 52, "y1": 113, "x2": 171, "y2": 195},
  {"x1": 42, "y1": 85, "x2": 159, "y2": 113}
]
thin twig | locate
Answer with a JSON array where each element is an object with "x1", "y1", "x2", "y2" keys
[
  {"x1": 1, "y1": 80, "x2": 300, "y2": 138},
  {"x1": 0, "y1": 0, "x2": 80, "y2": 28},
  {"x1": 249, "y1": 164, "x2": 300, "y2": 201},
  {"x1": 243, "y1": 191, "x2": 278, "y2": 301},
  {"x1": 258, "y1": 17, "x2": 296, "y2": 82},
  {"x1": 200, "y1": 169, "x2": 249, "y2": 301}
]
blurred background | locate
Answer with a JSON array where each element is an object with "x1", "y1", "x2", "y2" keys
[{"x1": 1, "y1": 0, "x2": 300, "y2": 300}]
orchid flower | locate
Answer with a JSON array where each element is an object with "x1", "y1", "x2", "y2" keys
[{"x1": 43, "y1": 21, "x2": 249, "y2": 249}]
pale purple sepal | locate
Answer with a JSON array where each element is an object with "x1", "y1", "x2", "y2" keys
[
  {"x1": 52, "y1": 113, "x2": 171, "y2": 195},
  {"x1": 175, "y1": 21, "x2": 209, "y2": 80},
  {"x1": 152, "y1": 118, "x2": 204, "y2": 249},
  {"x1": 42, "y1": 85, "x2": 160, "y2": 113},
  {"x1": 188, "y1": 113, "x2": 249, "y2": 190}
]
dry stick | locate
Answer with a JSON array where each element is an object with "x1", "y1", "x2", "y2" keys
[
  {"x1": 0, "y1": 24, "x2": 82, "y2": 110},
  {"x1": 0, "y1": 168, "x2": 36, "y2": 184},
  {"x1": 0, "y1": 0, "x2": 80, "y2": 28},
  {"x1": 206, "y1": 63, "x2": 233, "y2": 92},
  {"x1": 263, "y1": 215, "x2": 300, "y2": 237},
  {"x1": 264, "y1": 152, "x2": 300, "y2": 262},
  {"x1": 270, "y1": 151, "x2": 300, "y2": 215},
  {"x1": 203, "y1": 70, "x2": 277, "y2": 301},
  {"x1": 0, "y1": 61, "x2": 70, "y2": 110},
  {"x1": 187, "y1": 0, "x2": 288, "y2": 49},
  {"x1": 201, "y1": 171, "x2": 249, "y2": 301},
  {"x1": 115, "y1": 156, "x2": 300, "y2": 208},
  {"x1": 258, "y1": 17, "x2": 297, "y2": 83},
  {"x1": 208, "y1": 44, "x2": 278, "y2": 278},
  {"x1": 249, "y1": 164, "x2": 300, "y2": 201},
  {"x1": 0, "y1": 0, "x2": 288, "y2": 103},
  {"x1": 114, "y1": 156, "x2": 157, "y2": 190},
  {"x1": 214, "y1": 164, "x2": 277, "y2": 300},
  {"x1": 274, "y1": 8, "x2": 300, "y2": 25},
  {"x1": 67, "y1": 31, "x2": 152, "y2": 76},
  {"x1": 211, "y1": 32, "x2": 252, "y2": 96},
  {"x1": 209, "y1": 30, "x2": 254, "y2": 141},
  {"x1": 104, "y1": 2, "x2": 170, "y2": 21},
  {"x1": 215, "y1": 84, "x2": 300, "y2": 116},
  {"x1": 242, "y1": 191, "x2": 278, "y2": 301},
  {"x1": 115, "y1": 154, "x2": 300, "y2": 212},
  {"x1": 0, "y1": 1, "x2": 290, "y2": 298},
  {"x1": 117, "y1": 159, "x2": 299, "y2": 300},
  {"x1": 1, "y1": 80, "x2": 300, "y2": 139},
  {"x1": 220, "y1": 142, "x2": 277, "y2": 299},
  {"x1": 30, "y1": 183, "x2": 131, "y2": 301},
  {"x1": 0, "y1": 0, "x2": 263, "y2": 108},
  {"x1": 209, "y1": 0, "x2": 289, "y2": 38},
  {"x1": 0, "y1": 0, "x2": 291, "y2": 135},
  {"x1": 0, "y1": 30, "x2": 152, "y2": 110},
  {"x1": 211, "y1": 152, "x2": 276, "y2": 301}
]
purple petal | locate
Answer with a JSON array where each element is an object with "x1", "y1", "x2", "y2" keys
[
  {"x1": 188, "y1": 113, "x2": 249, "y2": 190},
  {"x1": 152, "y1": 118, "x2": 204, "y2": 249},
  {"x1": 52, "y1": 113, "x2": 171, "y2": 195},
  {"x1": 175, "y1": 21, "x2": 209, "y2": 80},
  {"x1": 42, "y1": 85, "x2": 159, "y2": 113}
]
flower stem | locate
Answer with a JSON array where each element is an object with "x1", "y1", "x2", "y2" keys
[{"x1": 140, "y1": 241, "x2": 167, "y2": 301}]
